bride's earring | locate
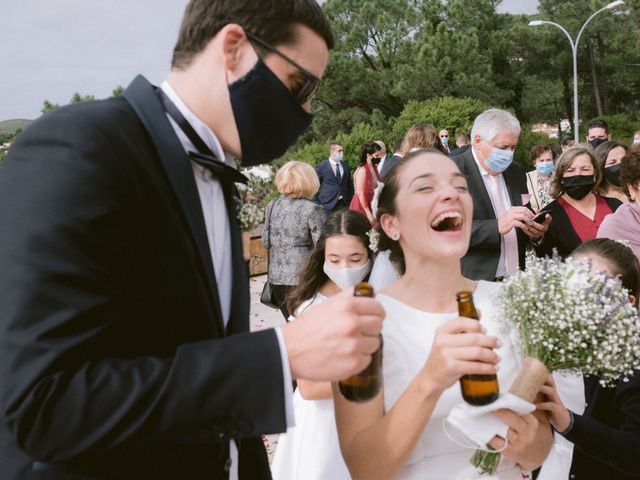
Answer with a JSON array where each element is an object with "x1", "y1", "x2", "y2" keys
[{"x1": 392, "y1": 232, "x2": 400, "y2": 241}]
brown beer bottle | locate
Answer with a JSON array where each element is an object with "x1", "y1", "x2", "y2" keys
[
  {"x1": 456, "y1": 290, "x2": 500, "y2": 406},
  {"x1": 338, "y1": 282, "x2": 383, "y2": 402}
]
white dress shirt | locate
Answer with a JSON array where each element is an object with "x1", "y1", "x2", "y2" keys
[
  {"x1": 329, "y1": 158, "x2": 343, "y2": 199},
  {"x1": 471, "y1": 147, "x2": 514, "y2": 278},
  {"x1": 161, "y1": 81, "x2": 294, "y2": 478}
]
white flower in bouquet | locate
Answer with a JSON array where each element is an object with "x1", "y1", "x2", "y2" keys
[
  {"x1": 471, "y1": 254, "x2": 640, "y2": 475},
  {"x1": 237, "y1": 202, "x2": 264, "y2": 232}
]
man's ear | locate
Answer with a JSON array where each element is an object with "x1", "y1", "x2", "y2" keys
[{"x1": 219, "y1": 24, "x2": 250, "y2": 71}]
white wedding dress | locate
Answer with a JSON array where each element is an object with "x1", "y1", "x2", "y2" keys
[
  {"x1": 270, "y1": 293, "x2": 351, "y2": 480},
  {"x1": 379, "y1": 281, "x2": 527, "y2": 480}
]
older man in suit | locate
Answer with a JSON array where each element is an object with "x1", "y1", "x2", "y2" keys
[
  {"x1": 0, "y1": 1, "x2": 384, "y2": 479},
  {"x1": 452, "y1": 109, "x2": 551, "y2": 281},
  {"x1": 316, "y1": 143, "x2": 353, "y2": 213}
]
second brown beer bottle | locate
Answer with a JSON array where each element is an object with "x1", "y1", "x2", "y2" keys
[
  {"x1": 456, "y1": 290, "x2": 499, "y2": 406},
  {"x1": 338, "y1": 282, "x2": 383, "y2": 402}
]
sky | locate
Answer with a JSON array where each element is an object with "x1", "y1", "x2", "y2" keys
[{"x1": 0, "y1": 0, "x2": 539, "y2": 121}]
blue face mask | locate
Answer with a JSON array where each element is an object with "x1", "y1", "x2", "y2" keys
[
  {"x1": 536, "y1": 161, "x2": 555, "y2": 176},
  {"x1": 483, "y1": 142, "x2": 514, "y2": 173},
  {"x1": 335, "y1": 153, "x2": 344, "y2": 162}
]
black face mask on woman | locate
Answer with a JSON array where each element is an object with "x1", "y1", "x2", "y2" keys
[
  {"x1": 604, "y1": 164, "x2": 622, "y2": 187},
  {"x1": 228, "y1": 58, "x2": 313, "y2": 166},
  {"x1": 563, "y1": 175, "x2": 595, "y2": 200}
]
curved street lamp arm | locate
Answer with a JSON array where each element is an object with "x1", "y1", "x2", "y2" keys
[
  {"x1": 536, "y1": 20, "x2": 576, "y2": 53},
  {"x1": 575, "y1": 5, "x2": 611, "y2": 50}
]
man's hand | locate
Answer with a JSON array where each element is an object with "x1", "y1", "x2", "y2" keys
[
  {"x1": 498, "y1": 207, "x2": 534, "y2": 235},
  {"x1": 522, "y1": 213, "x2": 552, "y2": 240},
  {"x1": 282, "y1": 288, "x2": 384, "y2": 381}
]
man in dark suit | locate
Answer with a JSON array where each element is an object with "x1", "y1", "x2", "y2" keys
[
  {"x1": 316, "y1": 143, "x2": 353, "y2": 213},
  {"x1": 449, "y1": 132, "x2": 470, "y2": 157},
  {"x1": 0, "y1": 2, "x2": 384, "y2": 479},
  {"x1": 379, "y1": 138, "x2": 404, "y2": 179},
  {"x1": 452, "y1": 109, "x2": 551, "y2": 281}
]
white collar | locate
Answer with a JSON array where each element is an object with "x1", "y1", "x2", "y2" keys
[
  {"x1": 471, "y1": 146, "x2": 493, "y2": 178},
  {"x1": 160, "y1": 80, "x2": 236, "y2": 168}
]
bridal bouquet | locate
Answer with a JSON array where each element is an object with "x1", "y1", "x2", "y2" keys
[{"x1": 471, "y1": 254, "x2": 640, "y2": 475}]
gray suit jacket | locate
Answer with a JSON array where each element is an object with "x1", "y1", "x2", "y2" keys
[{"x1": 452, "y1": 148, "x2": 529, "y2": 281}]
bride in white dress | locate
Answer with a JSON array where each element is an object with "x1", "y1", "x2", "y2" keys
[
  {"x1": 333, "y1": 150, "x2": 553, "y2": 479},
  {"x1": 271, "y1": 210, "x2": 374, "y2": 480}
]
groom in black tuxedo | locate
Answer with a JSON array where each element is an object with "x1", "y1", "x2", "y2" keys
[{"x1": 0, "y1": 1, "x2": 384, "y2": 479}]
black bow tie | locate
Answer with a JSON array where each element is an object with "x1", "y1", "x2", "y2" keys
[
  {"x1": 157, "y1": 88, "x2": 248, "y2": 185},
  {"x1": 189, "y1": 151, "x2": 248, "y2": 185}
]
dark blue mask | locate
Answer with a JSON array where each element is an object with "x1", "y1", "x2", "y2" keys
[{"x1": 228, "y1": 58, "x2": 313, "y2": 166}]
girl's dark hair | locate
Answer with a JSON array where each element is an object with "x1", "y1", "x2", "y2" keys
[
  {"x1": 374, "y1": 148, "x2": 444, "y2": 275},
  {"x1": 286, "y1": 210, "x2": 372, "y2": 315},
  {"x1": 358, "y1": 142, "x2": 382, "y2": 166},
  {"x1": 572, "y1": 238, "x2": 640, "y2": 307}
]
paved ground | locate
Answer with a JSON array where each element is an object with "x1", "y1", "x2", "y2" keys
[
  {"x1": 248, "y1": 274, "x2": 285, "y2": 461},
  {"x1": 248, "y1": 274, "x2": 287, "y2": 332}
]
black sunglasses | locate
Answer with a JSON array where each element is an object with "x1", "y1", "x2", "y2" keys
[{"x1": 245, "y1": 31, "x2": 321, "y2": 105}]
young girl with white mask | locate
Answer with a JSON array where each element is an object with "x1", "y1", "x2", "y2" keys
[{"x1": 270, "y1": 210, "x2": 373, "y2": 480}]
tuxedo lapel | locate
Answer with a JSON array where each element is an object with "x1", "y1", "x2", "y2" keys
[
  {"x1": 224, "y1": 185, "x2": 250, "y2": 335},
  {"x1": 461, "y1": 150, "x2": 495, "y2": 219},
  {"x1": 123, "y1": 75, "x2": 225, "y2": 338},
  {"x1": 503, "y1": 166, "x2": 522, "y2": 207}
]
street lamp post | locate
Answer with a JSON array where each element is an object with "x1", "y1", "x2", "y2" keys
[{"x1": 529, "y1": 0, "x2": 624, "y2": 143}]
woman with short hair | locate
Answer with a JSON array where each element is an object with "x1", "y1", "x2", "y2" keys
[
  {"x1": 526, "y1": 144, "x2": 556, "y2": 213},
  {"x1": 263, "y1": 161, "x2": 325, "y2": 319}
]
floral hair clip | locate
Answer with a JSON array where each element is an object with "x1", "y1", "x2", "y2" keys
[{"x1": 367, "y1": 229, "x2": 380, "y2": 253}]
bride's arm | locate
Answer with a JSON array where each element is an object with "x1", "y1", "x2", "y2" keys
[{"x1": 333, "y1": 317, "x2": 500, "y2": 480}]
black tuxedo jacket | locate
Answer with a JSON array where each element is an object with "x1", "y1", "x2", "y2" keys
[
  {"x1": 315, "y1": 159, "x2": 353, "y2": 212},
  {"x1": 565, "y1": 372, "x2": 640, "y2": 479},
  {"x1": 453, "y1": 148, "x2": 529, "y2": 281},
  {"x1": 0, "y1": 76, "x2": 285, "y2": 479}
]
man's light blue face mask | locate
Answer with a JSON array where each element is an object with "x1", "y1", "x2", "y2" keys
[{"x1": 482, "y1": 140, "x2": 514, "y2": 174}]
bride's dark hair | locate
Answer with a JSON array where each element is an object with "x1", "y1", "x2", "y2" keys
[
  {"x1": 286, "y1": 210, "x2": 372, "y2": 316},
  {"x1": 375, "y1": 148, "x2": 443, "y2": 275}
]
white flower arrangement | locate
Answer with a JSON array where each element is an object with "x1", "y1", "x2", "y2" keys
[
  {"x1": 237, "y1": 201, "x2": 265, "y2": 232},
  {"x1": 367, "y1": 229, "x2": 380, "y2": 253},
  {"x1": 236, "y1": 175, "x2": 271, "y2": 233},
  {"x1": 499, "y1": 254, "x2": 640, "y2": 386},
  {"x1": 471, "y1": 254, "x2": 640, "y2": 475}
]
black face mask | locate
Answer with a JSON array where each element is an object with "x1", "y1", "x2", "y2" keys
[
  {"x1": 588, "y1": 138, "x2": 607, "y2": 149},
  {"x1": 563, "y1": 175, "x2": 595, "y2": 200},
  {"x1": 372, "y1": 157, "x2": 381, "y2": 165},
  {"x1": 604, "y1": 164, "x2": 622, "y2": 187},
  {"x1": 228, "y1": 58, "x2": 313, "y2": 166}
]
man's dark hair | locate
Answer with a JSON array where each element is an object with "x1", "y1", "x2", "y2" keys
[
  {"x1": 559, "y1": 135, "x2": 573, "y2": 147},
  {"x1": 393, "y1": 138, "x2": 403, "y2": 152},
  {"x1": 587, "y1": 118, "x2": 610, "y2": 134},
  {"x1": 172, "y1": 0, "x2": 334, "y2": 69}
]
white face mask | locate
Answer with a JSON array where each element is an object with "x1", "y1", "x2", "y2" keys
[{"x1": 323, "y1": 260, "x2": 371, "y2": 290}]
